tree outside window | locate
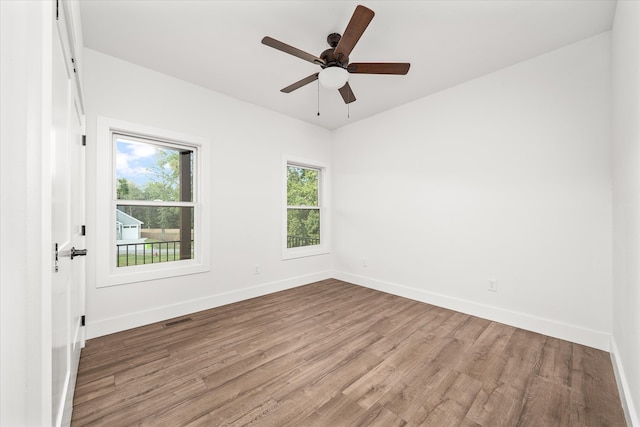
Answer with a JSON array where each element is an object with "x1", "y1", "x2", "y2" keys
[
  {"x1": 115, "y1": 134, "x2": 195, "y2": 267},
  {"x1": 286, "y1": 165, "x2": 321, "y2": 248}
]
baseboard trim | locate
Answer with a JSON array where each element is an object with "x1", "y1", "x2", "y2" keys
[
  {"x1": 610, "y1": 336, "x2": 640, "y2": 427},
  {"x1": 87, "y1": 270, "x2": 611, "y2": 351},
  {"x1": 333, "y1": 271, "x2": 611, "y2": 351},
  {"x1": 86, "y1": 271, "x2": 332, "y2": 339}
]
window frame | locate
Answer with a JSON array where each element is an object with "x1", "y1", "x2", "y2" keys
[
  {"x1": 282, "y1": 156, "x2": 330, "y2": 260},
  {"x1": 96, "y1": 117, "x2": 211, "y2": 287}
]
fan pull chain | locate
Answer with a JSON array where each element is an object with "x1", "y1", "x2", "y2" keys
[{"x1": 317, "y1": 79, "x2": 320, "y2": 116}]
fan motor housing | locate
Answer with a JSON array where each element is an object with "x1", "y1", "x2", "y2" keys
[
  {"x1": 321, "y1": 33, "x2": 349, "y2": 68},
  {"x1": 327, "y1": 33, "x2": 341, "y2": 47}
]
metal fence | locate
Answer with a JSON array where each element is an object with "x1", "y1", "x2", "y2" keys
[
  {"x1": 287, "y1": 235, "x2": 320, "y2": 248},
  {"x1": 117, "y1": 240, "x2": 194, "y2": 267},
  {"x1": 119, "y1": 236, "x2": 317, "y2": 266}
]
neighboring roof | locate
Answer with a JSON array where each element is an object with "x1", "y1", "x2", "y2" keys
[{"x1": 116, "y1": 209, "x2": 144, "y2": 226}]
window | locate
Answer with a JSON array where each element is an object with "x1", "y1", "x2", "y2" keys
[
  {"x1": 96, "y1": 117, "x2": 210, "y2": 287},
  {"x1": 114, "y1": 134, "x2": 194, "y2": 268},
  {"x1": 283, "y1": 158, "x2": 329, "y2": 259}
]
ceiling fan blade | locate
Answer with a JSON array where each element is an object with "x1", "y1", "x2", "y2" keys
[
  {"x1": 262, "y1": 36, "x2": 325, "y2": 66},
  {"x1": 347, "y1": 63, "x2": 411, "y2": 75},
  {"x1": 334, "y1": 5, "x2": 375, "y2": 62},
  {"x1": 281, "y1": 73, "x2": 319, "y2": 93},
  {"x1": 338, "y1": 82, "x2": 356, "y2": 104}
]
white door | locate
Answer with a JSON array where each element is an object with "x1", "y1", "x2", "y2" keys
[{"x1": 51, "y1": 2, "x2": 85, "y2": 426}]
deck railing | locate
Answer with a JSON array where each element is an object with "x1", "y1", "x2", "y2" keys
[
  {"x1": 117, "y1": 240, "x2": 194, "y2": 267},
  {"x1": 287, "y1": 235, "x2": 320, "y2": 248},
  {"x1": 119, "y1": 236, "x2": 317, "y2": 265}
]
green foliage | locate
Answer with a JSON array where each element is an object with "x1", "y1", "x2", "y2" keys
[
  {"x1": 147, "y1": 150, "x2": 181, "y2": 202},
  {"x1": 287, "y1": 166, "x2": 318, "y2": 206},
  {"x1": 116, "y1": 178, "x2": 129, "y2": 199},
  {"x1": 286, "y1": 166, "x2": 320, "y2": 247},
  {"x1": 117, "y1": 150, "x2": 190, "y2": 231}
]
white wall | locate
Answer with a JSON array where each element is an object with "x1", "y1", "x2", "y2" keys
[
  {"x1": 332, "y1": 33, "x2": 612, "y2": 350},
  {"x1": 611, "y1": 1, "x2": 640, "y2": 425},
  {"x1": 83, "y1": 48, "x2": 332, "y2": 338}
]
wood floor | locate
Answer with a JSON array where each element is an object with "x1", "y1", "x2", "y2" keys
[{"x1": 72, "y1": 279, "x2": 626, "y2": 426}]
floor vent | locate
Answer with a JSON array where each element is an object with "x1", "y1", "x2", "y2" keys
[{"x1": 164, "y1": 317, "x2": 193, "y2": 327}]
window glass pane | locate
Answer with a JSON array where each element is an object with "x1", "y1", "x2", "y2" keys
[
  {"x1": 287, "y1": 166, "x2": 318, "y2": 206},
  {"x1": 287, "y1": 208, "x2": 320, "y2": 248},
  {"x1": 116, "y1": 136, "x2": 193, "y2": 202},
  {"x1": 116, "y1": 205, "x2": 194, "y2": 267}
]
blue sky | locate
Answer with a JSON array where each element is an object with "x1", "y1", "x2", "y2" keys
[
  {"x1": 116, "y1": 139, "x2": 157, "y2": 187},
  {"x1": 117, "y1": 136, "x2": 185, "y2": 189},
  {"x1": 116, "y1": 138, "x2": 173, "y2": 187}
]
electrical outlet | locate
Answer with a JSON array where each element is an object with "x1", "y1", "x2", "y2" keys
[
  {"x1": 362, "y1": 259, "x2": 368, "y2": 267},
  {"x1": 254, "y1": 264, "x2": 260, "y2": 275},
  {"x1": 488, "y1": 279, "x2": 497, "y2": 292}
]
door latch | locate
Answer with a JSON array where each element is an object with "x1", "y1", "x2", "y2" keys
[
  {"x1": 55, "y1": 243, "x2": 59, "y2": 272},
  {"x1": 70, "y1": 247, "x2": 87, "y2": 259}
]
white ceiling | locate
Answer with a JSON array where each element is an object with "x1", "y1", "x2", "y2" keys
[{"x1": 79, "y1": 0, "x2": 616, "y2": 130}]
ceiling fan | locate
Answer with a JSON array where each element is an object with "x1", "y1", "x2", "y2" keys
[{"x1": 261, "y1": 4, "x2": 410, "y2": 104}]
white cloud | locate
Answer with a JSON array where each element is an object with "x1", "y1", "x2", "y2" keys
[
  {"x1": 116, "y1": 140, "x2": 158, "y2": 184},
  {"x1": 131, "y1": 143, "x2": 157, "y2": 159}
]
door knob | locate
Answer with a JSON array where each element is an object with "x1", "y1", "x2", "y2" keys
[{"x1": 70, "y1": 247, "x2": 87, "y2": 259}]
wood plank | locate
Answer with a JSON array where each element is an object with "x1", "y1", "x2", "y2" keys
[
  {"x1": 454, "y1": 322, "x2": 516, "y2": 395},
  {"x1": 71, "y1": 280, "x2": 627, "y2": 426},
  {"x1": 150, "y1": 353, "x2": 302, "y2": 426},
  {"x1": 368, "y1": 306, "x2": 444, "y2": 358},
  {"x1": 518, "y1": 376, "x2": 573, "y2": 426},
  {"x1": 72, "y1": 375, "x2": 114, "y2": 405},
  {"x1": 350, "y1": 403, "x2": 408, "y2": 427},
  {"x1": 495, "y1": 328, "x2": 546, "y2": 395},
  {"x1": 75, "y1": 375, "x2": 209, "y2": 426},
  {"x1": 343, "y1": 330, "x2": 446, "y2": 409},
  {"x1": 222, "y1": 398, "x2": 279, "y2": 426},
  {"x1": 376, "y1": 343, "x2": 459, "y2": 420},
  {"x1": 409, "y1": 370, "x2": 483, "y2": 425},
  {"x1": 536, "y1": 336, "x2": 573, "y2": 386},
  {"x1": 72, "y1": 347, "x2": 239, "y2": 424},
  {"x1": 301, "y1": 393, "x2": 366, "y2": 426},
  {"x1": 465, "y1": 387, "x2": 523, "y2": 426},
  {"x1": 199, "y1": 355, "x2": 307, "y2": 425},
  {"x1": 569, "y1": 343, "x2": 627, "y2": 427}
]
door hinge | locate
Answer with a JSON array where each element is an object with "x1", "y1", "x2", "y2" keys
[
  {"x1": 71, "y1": 58, "x2": 77, "y2": 74},
  {"x1": 82, "y1": 135, "x2": 86, "y2": 146},
  {"x1": 56, "y1": 0, "x2": 59, "y2": 21},
  {"x1": 81, "y1": 315, "x2": 86, "y2": 327},
  {"x1": 81, "y1": 225, "x2": 86, "y2": 236}
]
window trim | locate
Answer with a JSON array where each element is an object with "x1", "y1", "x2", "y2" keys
[
  {"x1": 282, "y1": 156, "x2": 330, "y2": 260},
  {"x1": 96, "y1": 116, "x2": 211, "y2": 287}
]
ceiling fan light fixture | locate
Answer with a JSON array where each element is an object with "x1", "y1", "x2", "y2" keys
[{"x1": 319, "y1": 66, "x2": 349, "y2": 90}]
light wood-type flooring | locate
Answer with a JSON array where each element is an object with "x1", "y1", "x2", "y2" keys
[{"x1": 72, "y1": 279, "x2": 626, "y2": 426}]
